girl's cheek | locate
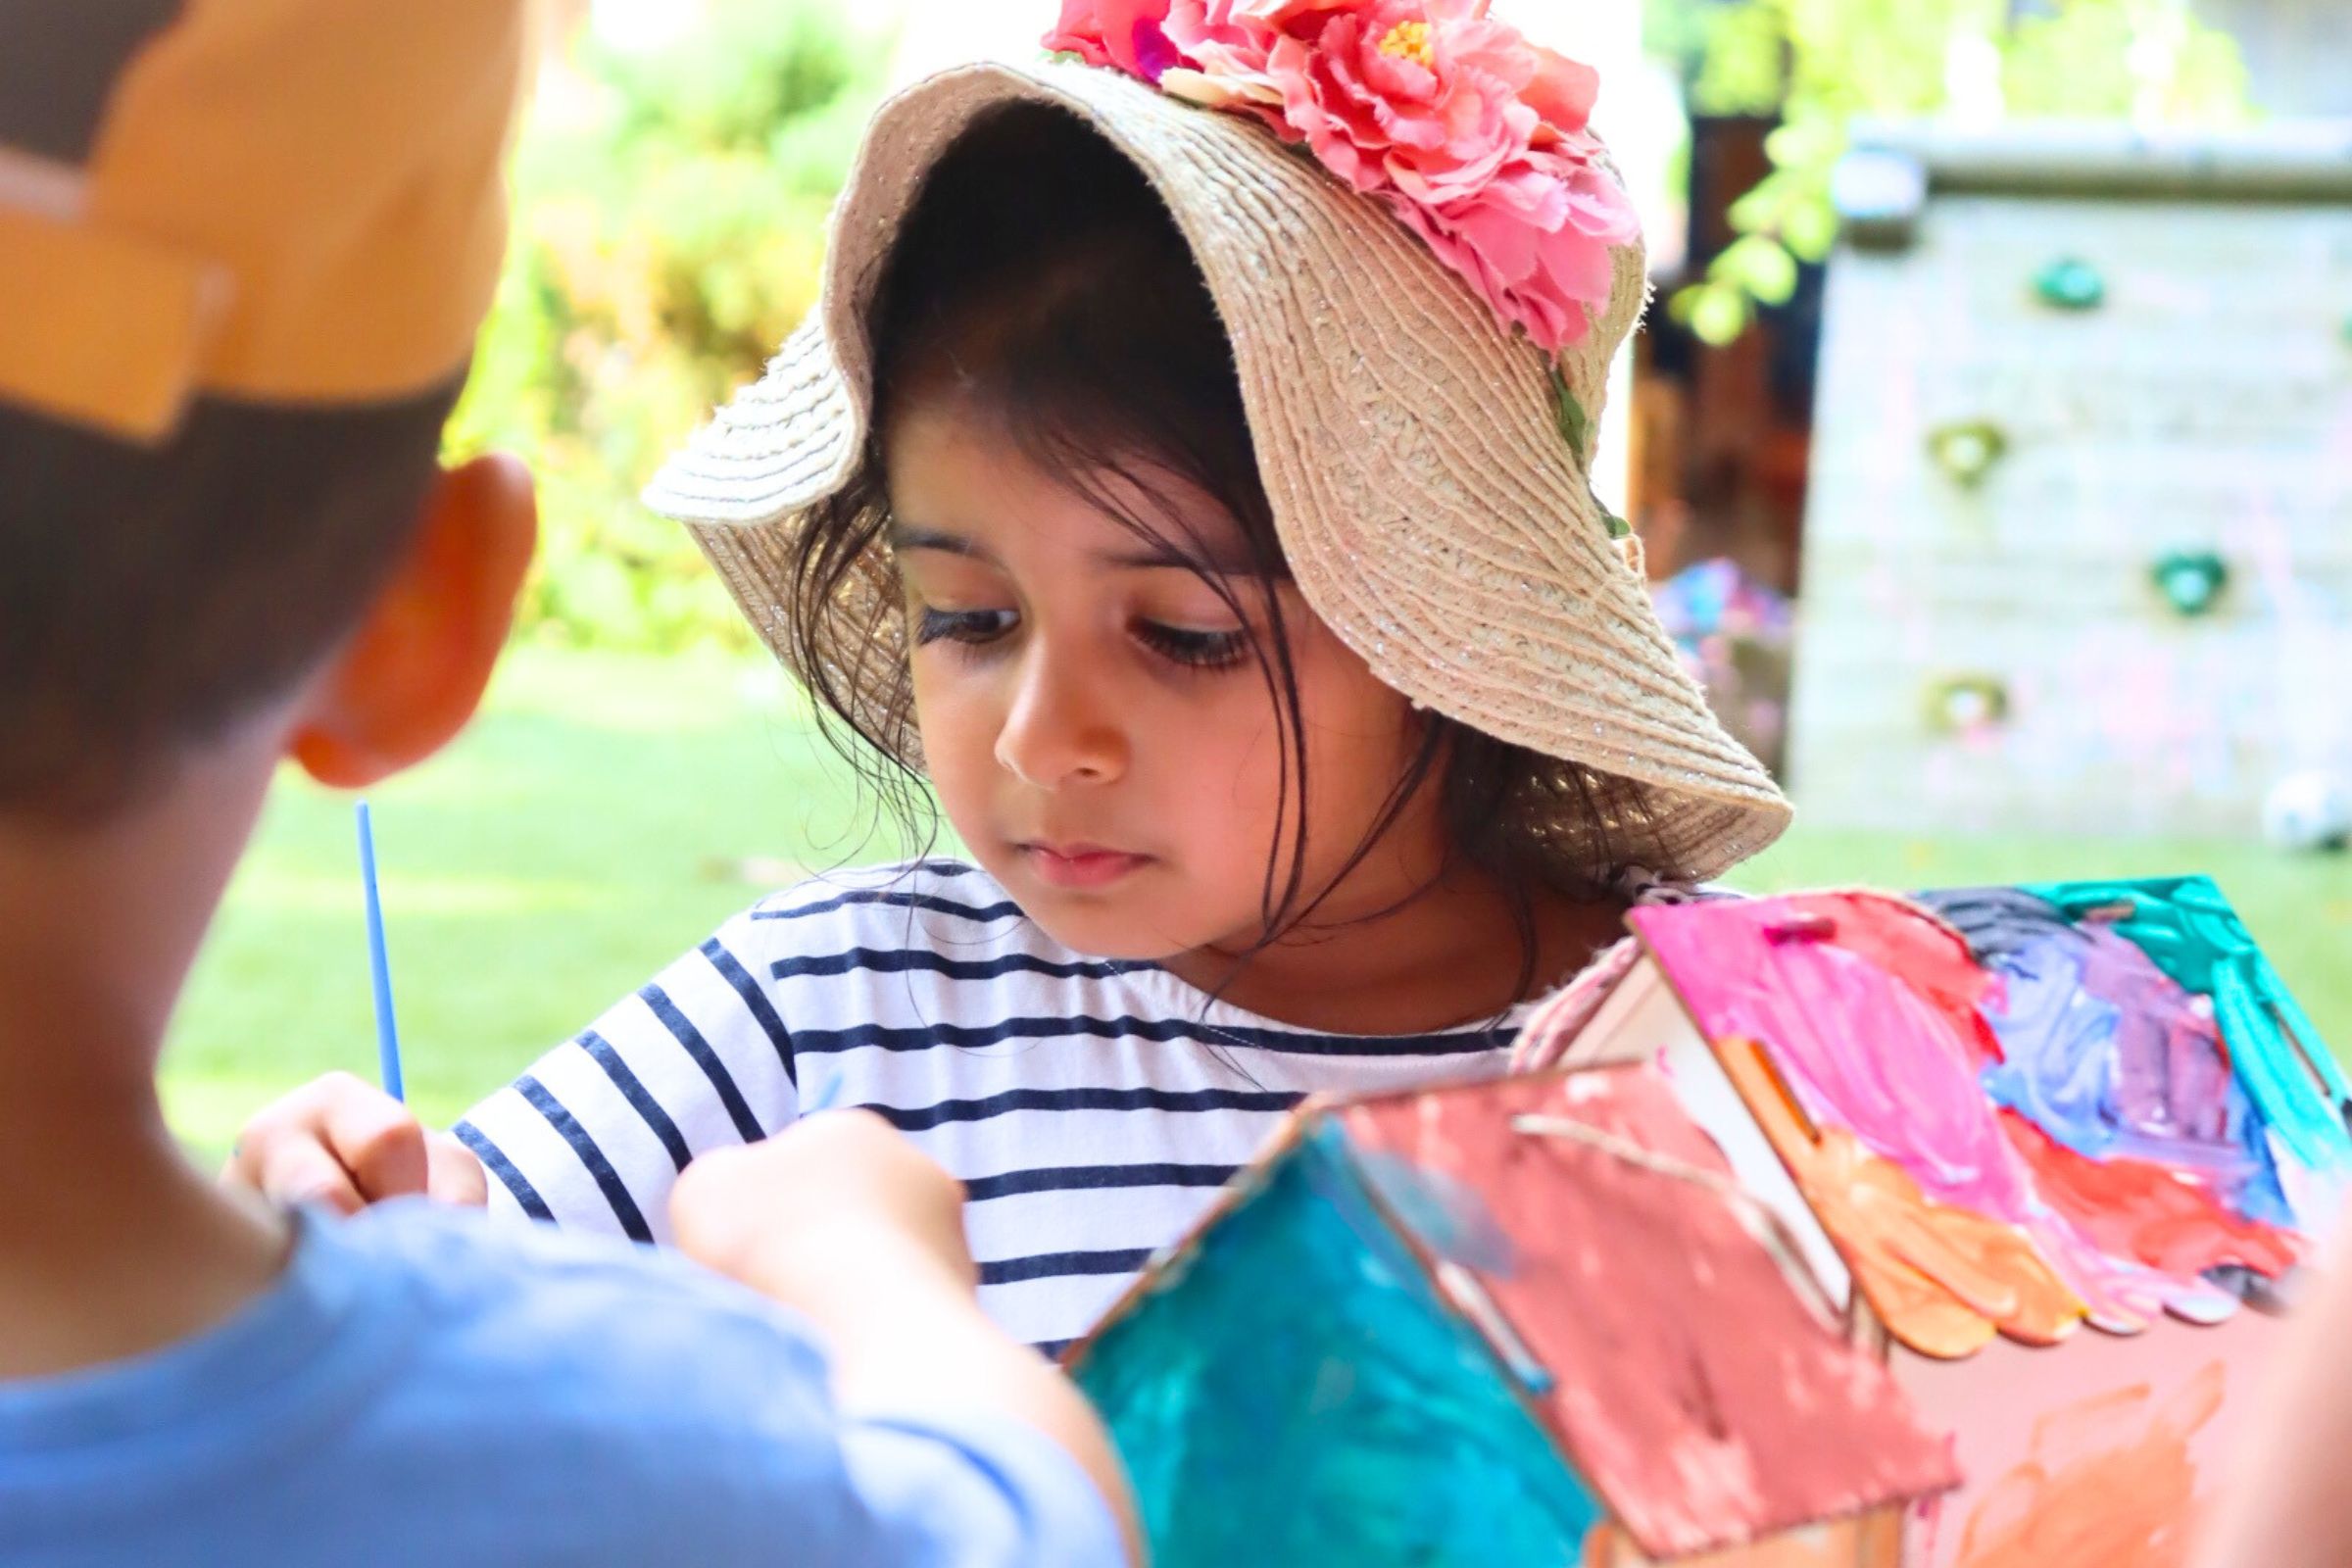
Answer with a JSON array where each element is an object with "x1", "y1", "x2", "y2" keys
[
  {"x1": 1178, "y1": 692, "x2": 1287, "y2": 829},
  {"x1": 908, "y1": 661, "x2": 999, "y2": 800}
]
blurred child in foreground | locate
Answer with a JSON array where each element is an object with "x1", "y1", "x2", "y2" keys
[{"x1": 0, "y1": 3, "x2": 1131, "y2": 1562}]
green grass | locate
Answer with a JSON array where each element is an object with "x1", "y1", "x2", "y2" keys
[
  {"x1": 1729, "y1": 829, "x2": 2351, "y2": 1025},
  {"x1": 162, "y1": 645, "x2": 922, "y2": 1157},
  {"x1": 162, "y1": 646, "x2": 2352, "y2": 1159}
]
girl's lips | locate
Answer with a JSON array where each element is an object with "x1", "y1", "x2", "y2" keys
[{"x1": 1020, "y1": 843, "x2": 1152, "y2": 890}]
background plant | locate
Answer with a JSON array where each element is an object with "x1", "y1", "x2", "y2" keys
[
  {"x1": 1650, "y1": 0, "x2": 2251, "y2": 345},
  {"x1": 446, "y1": 0, "x2": 889, "y2": 650}
]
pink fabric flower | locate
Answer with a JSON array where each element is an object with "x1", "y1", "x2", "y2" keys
[
  {"x1": 1157, "y1": 0, "x2": 1284, "y2": 111},
  {"x1": 1262, "y1": 1, "x2": 1544, "y2": 203},
  {"x1": 1041, "y1": 0, "x2": 1636, "y2": 350},
  {"x1": 1396, "y1": 138, "x2": 1637, "y2": 347},
  {"x1": 1046, "y1": 0, "x2": 1185, "y2": 80},
  {"x1": 1523, "y1": 42, "x2": 1600, "y2": 143}
]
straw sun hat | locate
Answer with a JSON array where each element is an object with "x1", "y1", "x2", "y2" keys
[{"x1": 646, "y1": 44, "x2": 1790, "y2": 883}]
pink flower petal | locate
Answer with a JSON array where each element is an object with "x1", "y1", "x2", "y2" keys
[
  {"x1": 1525, "y1": 43, "x2": 1601, "y2": 138},
  {"x1": 1534, "y1": 225, "x2": 1617, "y2": 318},
  {"x1": 1132, "y1": 16, "x2": 1187, "y2": 81},
  {"x1": 1068, "y1": 0, "x2": 1634, "y2": 352},
  {"x1": 1042, "y1": 1, "x2": 1118, "y2": 67},
  {"x1": 1043, "y1": 0, "x2": 1178, "y2": 75}
]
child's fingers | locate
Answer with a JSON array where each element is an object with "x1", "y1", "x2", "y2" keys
[
  {"x1": 220, "y1": 1071, "x2": 421, "y2": 1211},
  {"x1": 251, "y1": 1136, "x2": 368, "y2": 1216},
  {"x1": 422, "y1": 1129, "x2": 489, "y2": 1206},
  {"x1": 318, "y1": 1087, "x2": 430, "y2": 1202}
]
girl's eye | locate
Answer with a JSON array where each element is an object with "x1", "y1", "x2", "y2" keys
[
  {"x1": 1137, "y1": 621, "x2": 1250, "y2": 672},
  {"x1": 914, "y1": 607, "x2": 1017, "y2": 647}
]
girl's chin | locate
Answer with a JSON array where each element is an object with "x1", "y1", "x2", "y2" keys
[{"x1": 1007, "y1": 881, "x2": 1202, "y2": 964}]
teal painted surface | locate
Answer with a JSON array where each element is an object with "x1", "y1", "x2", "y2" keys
[
  {"x1": 1075, "y1": 1122, "x2": 1603, "y2": 1566},
  {"x1": 2032, "y1": 875, "x2": 2352, "y2": 1171},
  {"x1": 2033, "y1": 255, "x2": 2108, "y2": 310}
]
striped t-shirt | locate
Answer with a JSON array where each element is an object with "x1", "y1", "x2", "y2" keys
[{"x1": 456, "y1": 858, "x2": 1527, "y2": 1355}]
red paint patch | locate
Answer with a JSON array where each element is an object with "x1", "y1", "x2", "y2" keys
[{"x1": 1997, "y1": 1110, "x2": 2300, "y2": 1283}]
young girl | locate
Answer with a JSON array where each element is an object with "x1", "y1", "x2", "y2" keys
[{"x1": 230, "y1": 6, "x2": 1789, "y2": 1357}]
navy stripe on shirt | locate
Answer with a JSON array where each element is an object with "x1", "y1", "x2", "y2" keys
[
  {"x1": 751, "y1": 889, "x2": 1027, "y2": 926},
  {"x1": 579, "y1": 1029, "x2": 694, "y2": 1173},
  {"x1": 978, "y1": 1248, "x2": 1157, "y2": 1287},
  {"x1": 699, "y1": 936, "x2": 797, "y2": 1085},
  {"x1": 793, "y1": 1012, "x2": 1514, "y2": 1059},
  {"x1": 770, "y1": 947, "x2": 1149, "y2": 985},
  {"x1": 452, "y1": 1119, "x2": 556, "y2": 1223},
  {"x1": 638, "y1": 983, "x2": 765, "y2": 1143},
  {"x1": 961, "y1": 1161, "x2": 1241, "y2": 1203},
  {"x1": 868, "y1": 1085, "x2": 1302, "y2": 1133},
  {"x1": 517, "y1": 1075, "x2": 653, "y2": 1243}
]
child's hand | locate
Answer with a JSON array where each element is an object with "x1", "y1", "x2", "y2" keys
[
  {"x1": 670, "y1": 1111, "x2": 976, "y2": 1303},
  {"x1": 673, "y1": 1115, "x2": 1141, "y2": 1562},
  {"x1": 221, "y1": 1072, "x2": 486, "y2": 1213}
]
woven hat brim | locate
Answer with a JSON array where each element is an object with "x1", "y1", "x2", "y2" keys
[{"x1": 648, "y1": 61, "x2": 1791, "y2": 882}]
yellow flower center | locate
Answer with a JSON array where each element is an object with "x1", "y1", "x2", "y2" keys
[{"x1": 1378, "y1": 19, "x2": 1435, "y2": 69}]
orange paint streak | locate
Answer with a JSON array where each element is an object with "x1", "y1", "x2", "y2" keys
[
  {"x1": 1998, "y1": 1110, "x2": 2302, "y2": 1282},
  {"x1": 1951, "y1": 1361, "x2": 2224, "y2": 1568},
  {"x1": 1719, "y1": 1037, "x2": 2085, "y2": 1358}
]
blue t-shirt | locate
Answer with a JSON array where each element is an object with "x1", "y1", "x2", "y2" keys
[{"x1": 0, "y1": 1201, "x2": 1123, "y2": 1567}]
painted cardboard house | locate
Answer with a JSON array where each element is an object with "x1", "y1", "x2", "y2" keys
[{"x1": 1068, "y1": 877, "x2": 2348, "y2": 1566}]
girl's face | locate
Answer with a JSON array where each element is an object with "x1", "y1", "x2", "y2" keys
[{"x1": 886, "y1": 400, "x2": 1434, "y2": 961}]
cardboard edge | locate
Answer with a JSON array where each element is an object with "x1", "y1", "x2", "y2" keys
[{"x1": 1059, "y1": 1109, "x2": 1315, "y2": 1375}]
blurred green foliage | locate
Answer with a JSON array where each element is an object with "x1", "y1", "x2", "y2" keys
[
  {"x1": 446, "y1": 0, "x2": 889, "y2": 649},
  {"x1": 1648, "y1": 0, "x2": 2252, "y2": 345}
]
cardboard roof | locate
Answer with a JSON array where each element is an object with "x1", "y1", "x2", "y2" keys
[
  {"x1": 1625, "y1": 878, "x2": 2347, "y2": 1357},
  {"x1": 1339, "y1": 1065, "x2": 1961, "y2": 1558}
]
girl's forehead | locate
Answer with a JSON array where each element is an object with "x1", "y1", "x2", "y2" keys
[{"x1": 885, "y1": 401, "x2": 1259, "y2": 572}]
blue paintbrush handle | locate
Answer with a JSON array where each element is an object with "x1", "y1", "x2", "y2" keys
[{"x1": 356, "y1": 802, "x2": 405, "y2": 1102}]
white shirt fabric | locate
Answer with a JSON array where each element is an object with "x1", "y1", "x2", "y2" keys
[{"x1": 457, "y1": 858, "x2": 1527, "y2": 1354}]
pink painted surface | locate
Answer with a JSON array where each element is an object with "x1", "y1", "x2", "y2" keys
[
  {"x1": 1631, "y1": 894, "x2": 2242, "y2": 1345},
  {"x1": 1609, "y1": 890, "x2": 2313, "y2": 1565},
  {"x1": 1340, "y1": 1065, "x2": 1959, "y2": 1559},
  {"x1": 1894, "y1": 1310, "x2": 2290, "y2": 1568}
]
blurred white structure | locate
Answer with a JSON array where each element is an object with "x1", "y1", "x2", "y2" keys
[
  {"x1": 588, "y1": 0, "x2": 702, "y2": 54},
  {"x1": 2198, "y1": 0, "x2": 2351, "y2": 116}
]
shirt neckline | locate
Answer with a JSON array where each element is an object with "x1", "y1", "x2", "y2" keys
[{"x1": 935, "y1": 861, "x2": 1554, "y2": 1046}]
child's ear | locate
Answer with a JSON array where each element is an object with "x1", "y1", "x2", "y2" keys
[{"x1": 291, "y1": 453, "x2": 537, "y2": 789}]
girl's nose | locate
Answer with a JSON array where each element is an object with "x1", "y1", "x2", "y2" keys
[{"x1": 993, "y1": 642, "x2": 1128, "y2": 790}]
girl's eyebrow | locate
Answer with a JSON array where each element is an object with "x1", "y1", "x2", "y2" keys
[
  {"x1": 893, "y1": 518, "x2": 1255, "y2": 576},
  {"x1": 1096, "y1": 538, "x2": 1254, "y2": 574},
  {"x1": 887, "y1": 522, "x2": 999, "y2": 564}
]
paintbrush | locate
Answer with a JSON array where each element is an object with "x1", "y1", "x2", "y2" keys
[{"x1": 356, "y1": 801, "x2": 405, "y2": 1102}]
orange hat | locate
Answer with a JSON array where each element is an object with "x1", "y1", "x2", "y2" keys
[{"x1": 0, "y1": 0, "x2": 534, "y2": 443}]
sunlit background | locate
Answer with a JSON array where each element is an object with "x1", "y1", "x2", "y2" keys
[{"x1": 163, "y1": 0, "x2": 2350, "y2": 1153}]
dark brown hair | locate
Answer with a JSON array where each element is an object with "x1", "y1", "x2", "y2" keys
[
  {"x1": 780, "y1": 104, "x2": 1629, "y2": 974},
  {"x1": 0, "y1": 379, "x2": 463, "y2": 819}
]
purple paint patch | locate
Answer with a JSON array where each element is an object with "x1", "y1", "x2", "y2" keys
[
  {"x1": 2080, "y1": 929, "x2": 2238, "y2": 1147},
  {"x1": 1978, "y1": 930, "x2": 2294, "y2": 1230},
  {"x1": 1131, "y1": 18, "x2": 1185, "y2": 83}
]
